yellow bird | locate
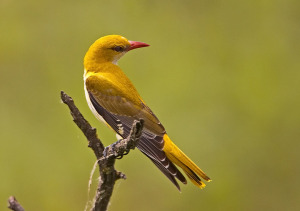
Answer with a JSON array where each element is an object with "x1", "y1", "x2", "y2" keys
[{"x1": 83, "y1": 35, "x2": 211, "y2": 190}]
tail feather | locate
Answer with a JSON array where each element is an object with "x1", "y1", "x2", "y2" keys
[
  {"x1": 145, "y1": 153, "x2": 180, "y2": 190},
  {"x1": 167, "y1": 153, "x2": 206, "y2": 188},
  {"x1": 141, "y1": 151, "x2": 187, "y2": 190},
  {"x1": 163, "y1": 134, "x2": 211, "y2": 189}
]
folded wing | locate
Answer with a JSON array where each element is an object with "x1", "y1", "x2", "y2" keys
[{"x1": 85, "y1": 74, "x2": 187, "y2": 189}]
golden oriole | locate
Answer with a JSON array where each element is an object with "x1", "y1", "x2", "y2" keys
[{"x1": 83, "y1": 35, "x2": 211, "y2": 190}]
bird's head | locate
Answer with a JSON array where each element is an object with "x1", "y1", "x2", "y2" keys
[{"x1": 84, "y1": 35, "x2": 149, "y2": 66}]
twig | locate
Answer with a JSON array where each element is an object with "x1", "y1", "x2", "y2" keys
[
  {"x1": 8, "y1": 196, "x2": 25, "y2": 211},
  {"x1": 60, "y1": 91, "x2": 104, "y2": 159},
  {"x1": 60, "y1": 91, "x2": 143, "y2": 211}
]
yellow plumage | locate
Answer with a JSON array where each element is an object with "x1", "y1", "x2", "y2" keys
[
  {"x1": 163, "y1": 134, "x2": 211, "y2": 188},
  {"x1": 84, "y1": 35, "x2": 211, "y2": 190}
]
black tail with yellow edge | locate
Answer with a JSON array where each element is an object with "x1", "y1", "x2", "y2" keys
[{"x1": 163, "y1": 134, "x2": 211, "y2": 189}]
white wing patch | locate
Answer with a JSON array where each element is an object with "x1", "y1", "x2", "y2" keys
[{"x1": 116, "y1": 120, "x2": 124, "y2": 135}]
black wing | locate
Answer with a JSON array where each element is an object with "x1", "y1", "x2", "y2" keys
[{"x1": 88, "y1": 91, "x2": 187, "y2": 189}]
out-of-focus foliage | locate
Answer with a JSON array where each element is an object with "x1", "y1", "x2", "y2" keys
[{"x1": 1, "y1": 0, "x2": 299, "y2": 210}]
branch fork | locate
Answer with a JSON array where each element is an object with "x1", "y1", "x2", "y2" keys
[
  {"x1": 60, "y1": 91, "x2": 143, "y2": 211},
  {"x1": 8, "y1": 91, "x2": 144, "y2": 211}
]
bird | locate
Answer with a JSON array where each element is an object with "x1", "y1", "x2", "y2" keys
[{"x1": 83, "y1": 35, "x2": 211, "y2": 190}]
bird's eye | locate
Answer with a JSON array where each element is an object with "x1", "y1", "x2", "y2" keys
[{"x1": 113, "y1": 46, "x2": 124, "y2": 52}]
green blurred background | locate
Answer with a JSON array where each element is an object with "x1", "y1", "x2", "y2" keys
[{"x1": 1, "y1": 0, "x2": 299, "y2": 210}]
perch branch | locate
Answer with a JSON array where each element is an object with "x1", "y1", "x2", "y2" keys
[{"x1": 60, "y1": 91, "x2": 143, "y2": 211}]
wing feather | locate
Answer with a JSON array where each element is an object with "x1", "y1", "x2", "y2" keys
[
  {"x1": 86, "y1": 74, "x2": 165, "y2": 136},
  {"x1": 85, "y1": 74, "x2": 187, "y2": 188}
]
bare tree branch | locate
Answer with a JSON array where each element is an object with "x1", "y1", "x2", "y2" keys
[
  {"x1": 7, "y1": 92, "x2": 143, "y2": 211},
  {"x1": 8, "y1": 196, "x2": 25, "y2": 211},
  {"x1": 60, "y1": 91, "x2": 144, "y2": 211},
  {"x1": 60, "y1": 91, "x2": 104, "y2": 159}
]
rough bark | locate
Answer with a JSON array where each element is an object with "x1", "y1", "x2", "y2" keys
[
  {"x1": 8, "y1": 92, "x2": 143, "y2": 211},
  {"x1": 60, "y1": 91, "x2": 143, "y2": 211}
]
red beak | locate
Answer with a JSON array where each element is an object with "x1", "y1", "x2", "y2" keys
[{"x1": 128, "y1": 41, "x2": 150, "y2": 51}]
